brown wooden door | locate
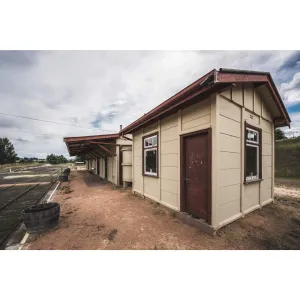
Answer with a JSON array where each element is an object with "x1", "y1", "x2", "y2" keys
[{"x1": 182, "y1": 132, "x2": 210, "y2": 221}]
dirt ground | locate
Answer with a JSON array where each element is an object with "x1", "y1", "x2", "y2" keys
[{"x1": 24, "y1": 172, "x2": 300, "y2": 250}]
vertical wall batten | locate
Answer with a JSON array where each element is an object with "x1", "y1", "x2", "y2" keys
[
  {"x1": 241, "y1": 107, "x2": 245, "y2": 215},
  {"x1": 210, "y1": 94, "x2": 218, "y2": 227}
]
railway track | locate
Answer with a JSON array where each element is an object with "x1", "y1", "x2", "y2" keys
[{"x1": 0, "y1": 181, "x2": 57, "y2": 249}]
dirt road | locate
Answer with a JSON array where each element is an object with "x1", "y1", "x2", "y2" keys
[{"x1": 24, "y1": 173, "x2": 300, "y2": 250}]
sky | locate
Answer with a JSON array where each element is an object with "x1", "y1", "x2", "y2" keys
[{"x1": 0, "y1": 50, "x2": 300, "y2": 159}]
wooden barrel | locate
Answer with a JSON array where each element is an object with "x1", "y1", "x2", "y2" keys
[
  {"x1": 63, "y1": 168, "x2": 70, "y2": 175},
  {"x1": 22, "y1": 202, "x2": 60, "y2": 234},
  {"x1": 59, "y1": 175, "x2": 68, "y2": 181}
]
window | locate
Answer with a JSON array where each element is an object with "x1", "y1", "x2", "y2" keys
[
  {"x1": 143, "y1": 133, "x2": 158, "y2": 176},
  {"x1": 245, "y1": 124, "x2": 262, "y2": 183}
]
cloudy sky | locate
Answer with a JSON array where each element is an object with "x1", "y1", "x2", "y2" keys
[{"x1": 0, "y1": 50, "x2": 300, "y2": 158}]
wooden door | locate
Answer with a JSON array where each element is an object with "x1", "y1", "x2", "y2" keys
[
  {"x1": 105, "y1": 156, "x2": 108, "y2": 179},
  {"x1": 96, "y1": 158, "x2": 100, "y2": 175},
  {"x1": 181, "y1": 131, "x2": 210, "y2": 222}
]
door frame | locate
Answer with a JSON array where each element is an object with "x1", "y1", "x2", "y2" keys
[{"x1": 180, "y1": 128, "x2": 212, "y2": 224}]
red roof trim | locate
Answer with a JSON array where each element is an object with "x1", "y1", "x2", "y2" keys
[
  {"x1": 216, "y1": 70, "x2": 290, "y2": 125},
  {"x1": 64, "y1": 133, "x2": 119, "y2": 143},
  {"x1": 121, "y1": 68, "x2": 290, "y2": 134}
]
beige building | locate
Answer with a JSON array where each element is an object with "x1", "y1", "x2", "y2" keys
[
  {"x1": 120, "y1": 68, "x2": 291, "y2": 233},
  {"x1": 64, "y1": 133, "x2": 132, "y2": 187}
]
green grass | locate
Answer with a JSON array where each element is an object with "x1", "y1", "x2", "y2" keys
[{"x1": 276, "y1": 137, "x2": 300, "y2": 149}]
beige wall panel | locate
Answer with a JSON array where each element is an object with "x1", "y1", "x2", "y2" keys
[
  {"x1": 243, "y1": 83, "x2": 254, "y2": 111},
  {"x1": 244, "y1": 110, "x2": 259, "y2": 125},
  {"x1": 161, "y1": 139, "x2": 178, "y2": 154},
  {"x1": 161, "y1": 166, "x2": 178, "y2": 181},
  {"x1": 261, "y1": 188, "x2": 272, "y2": 203},
  {"x1": 219, "y1": 97, "x2": 241, "y2": 122},
  {"x1": 261, "y1": 177, "x2": 272, "y2": 190},
  {"x1": 161, "y1": 113, "x2": 178, "y2": 131},
  {"x1": 219, "y1": 134, "x2": 240, "y2": 153},
  {"x1": 161, "y1": 178, "x2": 178, "y2": 195},
  {"x1": 261, "y1": 118, "x2": 272, "y2": 133},
  {"x1": 243, "y1": 195, "x2": 260, "y2": 211},
  {"x1": 232, "y1": 83, "x2": 243, "y2": 106},
  {"x1": 133, "y1": 159, "x2": 143, "y2": 189},
  {"x1": 219, "y1": 115, "x2": 240, "y2": 138},
  {"x1": 220, "y1": 88, "x2": 231, "y2": 100},
  {"x1": 263, "y1": 166, "x2": 272, "y2": 178},
  {"x1": 161, "y1": 126, "x2": 178, "y2": 142},
  {"x1": 143, "y1": 122, "x2": 158, "y2": 134},
  {"x1": 244, "y1": 183, "x2": 259, "y2": 198},
  {"x1": 262, "y1": 101, "x2": 271, "y2": 121},
  {"x1": 244, "y1": 183, "x2": 260, "y2": 210},
  {"x1": 161, "y1": 190, "x2": 178, "y2": 209},
  {"x1": 218, "y1": 184, "x2": 240, "y2": 206},
  {"x1": 182, "y1": 98, "x2": 210, "y2": 123},
  {"x1": 219, "y1": 151, "x2": 241, "y2": 170},
  {"x1": 161, "y1": 153, "x2": 178, "y2": 167},
  {"x1": 254, "y1": 89, "x2": 262, "y2": 116},
  {"x1": 133, "y1": 154, "x2": 142, "y2": 166},
  {"x1": 262, "y1": 143, "x2": 272, "y2": 156},
  {"x1": 262, "y1": 155, "x2": 272, "y2": 168},
  {"x1": 219, "y1": 168, "x2": 240, "y2": 187},
  {"x1": 217, "y1": 199, "x2": 240, "y2": 224},
  {"x1": 262, "y1": 132, "x2": 271, "y2": 144},
  {"x1": 122, "y1": 150, "x2": 132, "y2": 164},
  {"x1": 181, "y1": 115, "x2": 211, "y2": 131},
  {"x1": 144, "y1": 177, "x2": 160, "y2": 200},
  {"x1": 123, "y1": 166, "x2": 132, "y2": 181}
]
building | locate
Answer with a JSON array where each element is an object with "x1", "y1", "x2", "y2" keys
[
  {"x1": 120, "y1": 68, "x2": 291, "y2": 233},
  {"x1": 64, "y1": 133, "x2": 132, "y2": 187}
]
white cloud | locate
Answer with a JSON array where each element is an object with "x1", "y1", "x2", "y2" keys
[
  {"x1": 280, "y1": 72, "x2": 300, "y2": 105},
  {"x1": 0, "y1": 50, "x2": 299, "y2": 158}
]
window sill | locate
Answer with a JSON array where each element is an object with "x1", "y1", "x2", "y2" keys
[
  {"x1": 142, "y1": 173, "x2": 159, "y2": 178},
  {"x1": 244, "y1": 178, "x2": 263, "y2": 185}
]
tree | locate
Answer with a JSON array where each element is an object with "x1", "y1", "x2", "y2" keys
[
  {"x1": 0, "y1": 138, "x2": 18, "y2": 166},
  {"x1": 46, "y1": 154, "x2": 68, "y2": 164},
  {"x1": 75, "y1": 156, "x2": 85, "y2": 163},
  {"x1": 275, "y1": 129, "x2": 287, "y2": 140}
]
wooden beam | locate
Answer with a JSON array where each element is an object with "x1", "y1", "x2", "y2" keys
[{"x1": 97, "y1": 144, "x2": 115, "y2": 157}]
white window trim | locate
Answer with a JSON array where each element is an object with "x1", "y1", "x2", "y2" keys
[
  {"x1": 245, "y1": 143, "x2": 259, "y2": 182},
  {"x1": 144, "y1": 148, "x2": 158, "y2": 176}
]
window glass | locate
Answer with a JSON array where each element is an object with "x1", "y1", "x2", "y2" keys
[
  {"x1": 246, "y1": 128, "x2": 259, "y2": 143},
  {"x1": 144, "y1": 135, "x2": 157, "y2": 148},
  {"x1": 246, "y1": 144, "x2": 259, "y2": 180},
  {"x1": 145, "y1": 149, "x2": 157, "y2": 175}
]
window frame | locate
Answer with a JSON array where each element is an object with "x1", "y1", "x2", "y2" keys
[
  {"x1": 244, "y1": 122, "x2": 262, "y2": 184},
  {"x1": 142, "y1": 132, "x2": 159, "y2": 177}
]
